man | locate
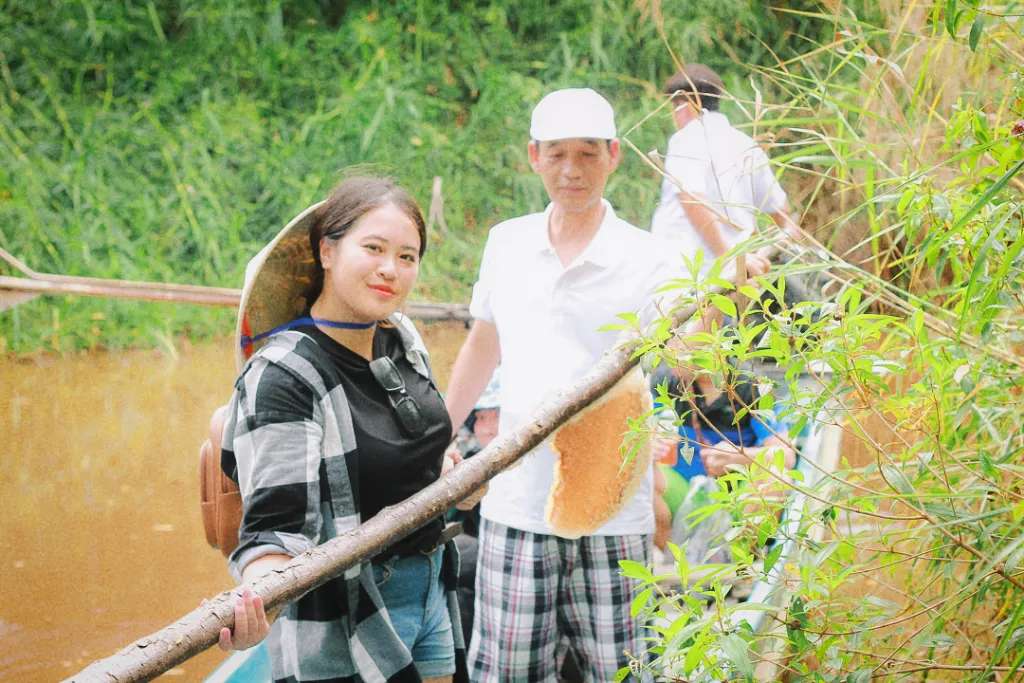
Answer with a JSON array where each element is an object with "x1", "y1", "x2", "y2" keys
[
  {"x1": 650, "y1": 63, "x2": 802, "y2": 276},
  {"x1": 444, "y1": 88, "x2": 671, "y2": 681}
]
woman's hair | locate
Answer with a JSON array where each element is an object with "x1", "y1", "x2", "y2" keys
[{"x1": 306, "y1": 176, "x2": 427, "y2": 303}]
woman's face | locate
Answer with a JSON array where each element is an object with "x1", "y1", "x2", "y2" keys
[{"x1": 317, "y1": 202, "x2": 421, "y2": 323}]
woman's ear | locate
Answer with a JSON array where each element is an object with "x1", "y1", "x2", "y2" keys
[{"x1": 318, "y1": 237, "x2": 334, "y2": 271}]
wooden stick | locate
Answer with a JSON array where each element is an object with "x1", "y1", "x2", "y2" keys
[
  {"x1": 0, "y1": 274, "x2": 240, "y2": 307},
  {"x1": 67, "y1": 250, "x2": 775, "y2": 682},
  {"x1": 0, "y1": 275, "x2": 471, "y2": 321},
  {"x1": 0, "y1": 288, "x2": 40, "y2": 312}
]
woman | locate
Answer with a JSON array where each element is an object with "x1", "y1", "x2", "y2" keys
[{"x1": 218, "y1": 177, "x2": 464, "y2": 683}]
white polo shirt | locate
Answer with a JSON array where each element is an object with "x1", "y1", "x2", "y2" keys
[
  {"x1": 470, "y1": 200, "x2": 674, "y2": 537},
  {"x1": 650, "y1": 110, "x2": 787, "y2": 266}
]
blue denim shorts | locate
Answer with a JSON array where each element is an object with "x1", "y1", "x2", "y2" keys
[{"x1": 372, "y1": 547, "x2": 455, "y2": 678}]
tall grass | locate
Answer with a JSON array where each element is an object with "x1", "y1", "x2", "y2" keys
[{"x1": 0, "y1": 0, "x2": 824, "y2": 353}]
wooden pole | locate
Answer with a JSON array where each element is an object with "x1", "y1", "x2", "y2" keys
[
  {"x1": 67, "y1": 250, "x2": 777, "y2": 682},
  {"x1": 0, "y1": 274, "x2": 240, "y2": 307},
  {"x1": 0, "y1": 275, "x2": 471, "y2": 321}
]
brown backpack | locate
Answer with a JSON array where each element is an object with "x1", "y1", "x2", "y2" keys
[{"x1": 199, "y1": 405, "x2": 242, "y2": 558}]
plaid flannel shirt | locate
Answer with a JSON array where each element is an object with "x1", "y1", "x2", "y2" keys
[{"x1": 222, "y1": 314, "x2": 467, "y2": 682}]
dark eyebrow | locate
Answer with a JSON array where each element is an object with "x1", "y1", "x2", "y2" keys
[{"x1": 361, "y1": 233, "x2": 420, "y2": 252}]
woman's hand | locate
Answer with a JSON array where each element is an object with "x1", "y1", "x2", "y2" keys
[
  {"x1": 218, "y1": 588, "x2": 271, "y2": 651},
  {"x1": 444, "y1": 448, "x2": 487, "y2": 511}
]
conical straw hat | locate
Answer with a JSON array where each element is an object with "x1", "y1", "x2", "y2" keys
[{"x1": 235, "y1": 201, "x2": 324, "y2": 369}]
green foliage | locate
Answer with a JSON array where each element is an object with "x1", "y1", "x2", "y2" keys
[
  {"x1": 0, "y1": 0, "x2": 824, "y2": 352},
  {"x1": 621, "y1": 2, "x2": 1024, "y2": 680}
]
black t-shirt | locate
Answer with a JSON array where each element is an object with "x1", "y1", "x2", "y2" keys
[{"x1": 300, "y1": 324, "x2": 452, "y2": 558}]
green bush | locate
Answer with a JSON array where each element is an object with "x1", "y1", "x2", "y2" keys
[
  {"x1": 623, "y1": 2, "x2": 1024, "y2": 679},
  {"x1": 0, "y1": 0, "x2": 824, "y2": 352}
]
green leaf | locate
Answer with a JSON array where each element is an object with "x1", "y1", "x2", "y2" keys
[
  {"x1": 683, "y1": 631, "x2": 706, "y2": 673},
  {"x1": 944, "y1": 0, "x2": 959, "y2": 37},
  {"x1": 896, "y1": 187, "x2": 916, "y2": 214},
  {"x1": 720, "y1": 634, "x2": 754, "y2": 678},
  {"x1": 968, "y1": 14, "x2": 984, "y2": 50},
  {"x1": 787, "y1": 622, "x2": 811, "y2": 651},
  {"x1": 881, "y1": 464, "x2": 914, "y2": 494},
  {"x1": 709, "y1": 294, "x2": 737, "y2": 318},
  {"x1": 847, "y1": 669, "x2": 873, "y2": 683},
  {"x1": 921, "y1": 632, "x2": 955, "y2": 649},
  {"x1": 618, "y1": 560, "x2": 654, "y2": 582},
  {"x1": 763, "y1": 542, "x2": 785, "y2": 575},
  {"x1": 951, "y1": 158, "x2": 1024, "y2": 233},
  {"x1": 821, "y1": 505, "x2": 837, "y2": 524},
  {"x1": 959, "y1": 209, "x2": 1017, "y2": 336},
  {"x1": 1012, "y1": 500, "x2": 1024, "y2": 523},
  {"x1": 631, "y1": 586, "x2": 653, "y2": 617}
]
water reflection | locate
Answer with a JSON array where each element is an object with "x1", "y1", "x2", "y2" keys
[{"x1": 0, "y1": 321, "x2": 466, "y2": 681}]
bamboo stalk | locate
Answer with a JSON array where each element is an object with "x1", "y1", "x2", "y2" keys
[
  {"x1": 0, "y1": 287, "x2": 40, "y2": 312},
  {"x1": 66, "y1": 251, "x2": 771, "y2": 682},
  {"x1": 0, "y1": 274, "x2": 240, "y2": 307},
  {"x1": 0, "y1": 275, "x2": 471, "y2": 321}
]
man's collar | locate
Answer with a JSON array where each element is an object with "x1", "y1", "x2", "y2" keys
[
  {"x1": 535, "y1": 199, "x2": 618, "y2": 268},
  {"x1": 680, "y1": 108, "x2": 727, "y2": 131}
]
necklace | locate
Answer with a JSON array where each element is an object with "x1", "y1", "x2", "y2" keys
[{"x1": 239, "y1": 316, "x2": 375, "y2": 348}]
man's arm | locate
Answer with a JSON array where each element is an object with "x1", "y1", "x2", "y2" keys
[
  {"x1": 679, "y1": 190, "x2": 730, "y2": 257},
  {"x1": 445, "y1": 319, "x2": 500, "y2": 431},
  {"x1": 769, "y1": 206, "x2": 804, "y2": 243},
  {"x1": 679, "y1": 189, "x2": 774, "y2": 280}
]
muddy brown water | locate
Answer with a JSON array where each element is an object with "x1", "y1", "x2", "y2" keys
[{"x1": 0, "y1": 321, "x2": 467, "y2": 681}]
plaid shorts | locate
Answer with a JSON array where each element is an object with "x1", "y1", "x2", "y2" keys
[{"x1": 468, "y1": 518, "x2": 652, "y2": 682}]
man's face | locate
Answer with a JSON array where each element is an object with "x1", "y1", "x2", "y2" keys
[
  {"x1": 528, "y1": 138, "x2": 620, "y2": 214},
  {"x1": 672, "y1": 97, "x2": 699, "y2": 129}
]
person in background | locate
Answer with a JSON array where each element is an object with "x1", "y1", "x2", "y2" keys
[
  {"x1": 650, "y1": 63, "x2": 803, "y2": 277},
  {"x1": 652, "y1": 285, "x2": 800, "y2": 566},
  {"x1": 445, "y1": 370, "x2": 500, "y2": 644},
  {"x1": 670, "y1": 362, "x2": 796, "y2": 480}
]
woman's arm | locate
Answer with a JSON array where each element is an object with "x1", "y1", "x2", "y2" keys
[
  {"x1": 218, "y1": 553, "x2": 291, "y2": 651},
  {"x1": 219, "y1": 354, "x2": 326, "y2": 649}
]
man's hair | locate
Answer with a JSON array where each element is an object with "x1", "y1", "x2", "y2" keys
[{"x1": 663, "y1": 64, "x2": 726, "y2": 112}]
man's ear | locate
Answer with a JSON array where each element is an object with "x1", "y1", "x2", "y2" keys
[
  {"x1": 527, "y1": 140, "x2": 541, "y2": 172},
  {"x1": 608, "y1": 138, "x2": 622, "y2": 171}
]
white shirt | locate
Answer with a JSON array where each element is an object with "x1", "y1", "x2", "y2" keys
[
  {"x1": 650, "y1": 110, "x2": 787, "y2": 266},
  {"x1": 470, "y1": 200, "x2": 673, "y2": 537}
]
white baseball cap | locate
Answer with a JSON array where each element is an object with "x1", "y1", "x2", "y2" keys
[{"x1": 529, "y1": 88, "x2": 617, "y2": 141}]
